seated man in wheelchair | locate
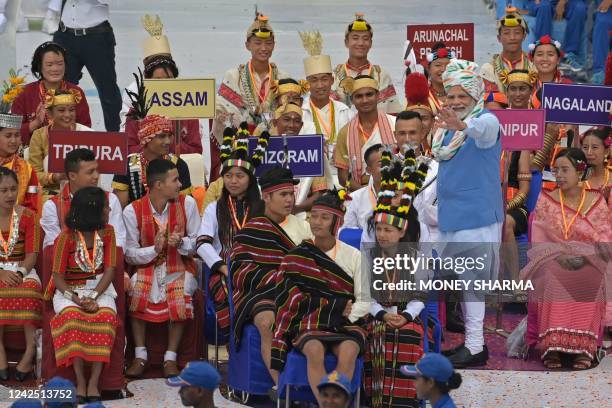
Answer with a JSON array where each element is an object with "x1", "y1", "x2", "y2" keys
[{"x1": 271, "y1": 189, "x2": 370, "y2": 405}]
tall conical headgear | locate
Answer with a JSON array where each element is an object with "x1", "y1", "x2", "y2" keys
[{"x1": 300, "y1": 31, "x2": 332, "y2": 77}]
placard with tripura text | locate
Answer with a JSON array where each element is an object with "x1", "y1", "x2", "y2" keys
[{"x1": 48, "y1": 131, "x2": 128, "y2": 174}]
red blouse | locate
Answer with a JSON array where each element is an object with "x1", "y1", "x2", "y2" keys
[
  {"x1": 0, "y1": 207, "x2": 40, "y2": 264},
  {"x1": 51, "y1": 225, "x2": 116, "y2": 289},
  {"x1": 11, "y1": 80, "x2": 92, "y2": 145}
]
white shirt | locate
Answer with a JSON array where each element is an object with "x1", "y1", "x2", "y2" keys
[
  {"x1": 123, "y1": 195, "x2": 201, "y2": 304},
  {"x1": 61, "y1": 0, "x2": 113, "y2": 29},
  {"x1": 123, "y1": 195, "x2": 200, "y2": 266},
  {"x1": 327, "y1": 240, "x2": 371, "y2": 323},
  {"x1": 280, "y1": 214, "x2": 313, "y2": 245},
  {"x1": 413, "y1": 159, "x2": 439, "y2": 245},
  {"x1": 301, "y1": 97, "x2": 354, "y2": 142},
  {"x1": 466, "y1": 112, "x2": 500, "y2": 150},
  {"x1": 342, "y1": 178, "x2": 376, "y2": 231},
  {"x1": 41, "y1": 190, "x2": 126, "y2": 249},
  {"x1": 196, "y1": 201, "x2": 223, "y2": 269}
]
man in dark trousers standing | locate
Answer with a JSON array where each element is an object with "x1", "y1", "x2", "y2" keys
[{"x1": 53, "y1": 0, "x2": 122, "y2": 131}]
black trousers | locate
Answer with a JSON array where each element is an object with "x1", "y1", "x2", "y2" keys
[{"x1": 53, "y1": 26, "x2": 122, "y2": 131}]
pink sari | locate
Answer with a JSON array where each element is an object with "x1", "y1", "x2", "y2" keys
[{"x1": 521, "y1": 190, "x2": 612, "y2": 360}]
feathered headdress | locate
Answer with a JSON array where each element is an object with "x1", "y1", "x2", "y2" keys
[
  {"x1": 404, "y1": 72, "x2": 432, "y2": 113},
  {"x1": 220, "y1": 122, "x2": 270, "y2": 175},
  {"x1": 373, "y1": 147, "x2": 429, "y2": 231},
  {"x1": 125, "y1": 68, "x2": 152, "y2": 121},
  {"x1": 299, "y1": 31, "x2": 323, "y2": 57}
]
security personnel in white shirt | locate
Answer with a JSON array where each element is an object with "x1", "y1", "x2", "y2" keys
[{"x1": 53, "y1": 0, "x2": 122, "y2": 132}]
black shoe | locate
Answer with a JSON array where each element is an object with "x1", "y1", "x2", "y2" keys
[
  {"x1": 77, "y1": 395, "x2": 87, "y2": 405},
  {"x1": 445, "y1": 312, "x2": 465, "y2": 333},
  {"x1": 448, "y1": 345, "x2": 489, "y2": 368},
  {"x1": 0, "y1": 368, "x2": 8, "y2": 381},
  {"x1": 14, "y1": 369, "x2": 33, "y2": 382},
  {"x1": 87, "y1": 395, "x2": 102, "y2": 402},
  {"x1": 442, "y1": 343, "x2": 465, "y2": 357}
]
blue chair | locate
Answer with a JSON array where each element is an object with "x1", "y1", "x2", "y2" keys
[
  {"x1": 421, "y1": 301, "x2": 443, "y2": 353},
  {"x1": 278, "y1": 351, "x2": 364, "y2": 407},
  {"x1": 339, "y1": 228, "x2": 363, "y2": 250},
  {"x1": 227, "y1": 324, "x2": 274, "y2": 402},
  {"x1": 226, "y1": 263, "x2": 275, "y2": 403},
  {"x1": 203, "y1": 265, "x2": 229, "y2": 370}
]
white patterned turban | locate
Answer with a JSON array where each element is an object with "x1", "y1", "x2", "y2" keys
[{"x1": 442, "y1": 59, "x2": 485, "y2": 102}]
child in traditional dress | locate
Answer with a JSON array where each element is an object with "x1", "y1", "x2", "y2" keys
[{"x1": 46, "y1": 187, "x2": 118, "y2": 403}]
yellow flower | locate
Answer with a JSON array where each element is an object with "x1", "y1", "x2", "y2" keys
[
  {"x1": 9, "y1": 76, "x2": 25, "y2": 85},
  {"x1": 2, "y1": 94, "x2": 11, "y2": 103}
]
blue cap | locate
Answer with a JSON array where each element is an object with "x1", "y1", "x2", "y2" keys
[
  {"x1": 317, "y1": 371, "x2": 352, "y2": 397},
  {"x1": 10, "y1": 400, "x2": 42, "y2": 408},
  {"x1": 83, "y1": 403, "x2": 106, "y2": 408},
  {"x1": 400, "y1": 353, "x2": 454, "y2": 383},
  {"x1": 166, "y1": 361, "x2": 221, "y2": 390},
  {"x1": 44, "y1": 376, "x2": 77, "y2": 407}
]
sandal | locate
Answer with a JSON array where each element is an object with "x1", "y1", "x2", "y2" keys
[
  {"x1": 543, "y1": 353, "x2": 562, "y2": 369},
  {"x1": 572, "y1": 355, "x2": 592, "y2": 370}
]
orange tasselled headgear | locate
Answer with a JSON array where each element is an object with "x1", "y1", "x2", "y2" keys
[{"x1": 138, "y1": 114, "x2": 173, "y2": 145}]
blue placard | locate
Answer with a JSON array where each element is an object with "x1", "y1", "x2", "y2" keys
[
  {"x1": 248, "y1": 134, "x2": 324, "y2": 177},
  {"x1": 542, "y1": 83, "x2": 612, "y2": 126}
]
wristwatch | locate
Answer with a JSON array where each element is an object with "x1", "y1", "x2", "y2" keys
[
  {"x1": 63, "y1": 290, "x2": 74, "y2": 301},
  {"x1": 15, "y1": 267, "x2": 27, "y2": 278}
]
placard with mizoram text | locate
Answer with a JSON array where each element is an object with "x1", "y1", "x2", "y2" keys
[
  {"x1": 407, "y1": 23, "x2": 474, "y2": 64},
  {"x1": 248, "y1": 135, "x2": 324, "y2": 178},
  {"x1": 491, "y1": 109, "x2": 545, "y2": 151},
  {"x1": 144, "y1": 78, "x2": 216, "y2": 119},
  {"x1": 542, "y1": 83, "x2": 612, "y2": 126},
  {"x1": 48, "y1": 131, "x2": 128, "y2": 174}
]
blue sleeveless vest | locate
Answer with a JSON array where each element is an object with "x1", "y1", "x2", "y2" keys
[{"x1": 437, "y1": 111, "x2": 504, "y2": 232}]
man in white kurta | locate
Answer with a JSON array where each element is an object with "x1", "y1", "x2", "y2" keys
[
  {"x1": 123, "y1": 159, "x2": 201, "y2": 378},
  {"x1": 341, "y1": 144, "x2": 383, "y2": 245},
  {"x1": 40, "y1": 148, "x2": 126, "y2": 249},
  {"x1": 300, "y1": 30, "x2": 355, "y2": 190},
  {"x1": 432, "y1": 60, "x2": 503, "y2": 368}
]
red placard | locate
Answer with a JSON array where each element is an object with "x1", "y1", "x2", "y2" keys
[
  {"x1": 407, "y1": 23, "x2": 475, "y2": 64},
  {"x1": 48, "y1": 131, "x2": 128, "y2": 174},
  {"x1": 491, "y1": 109, "x2": 545, "y2": 151}
]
